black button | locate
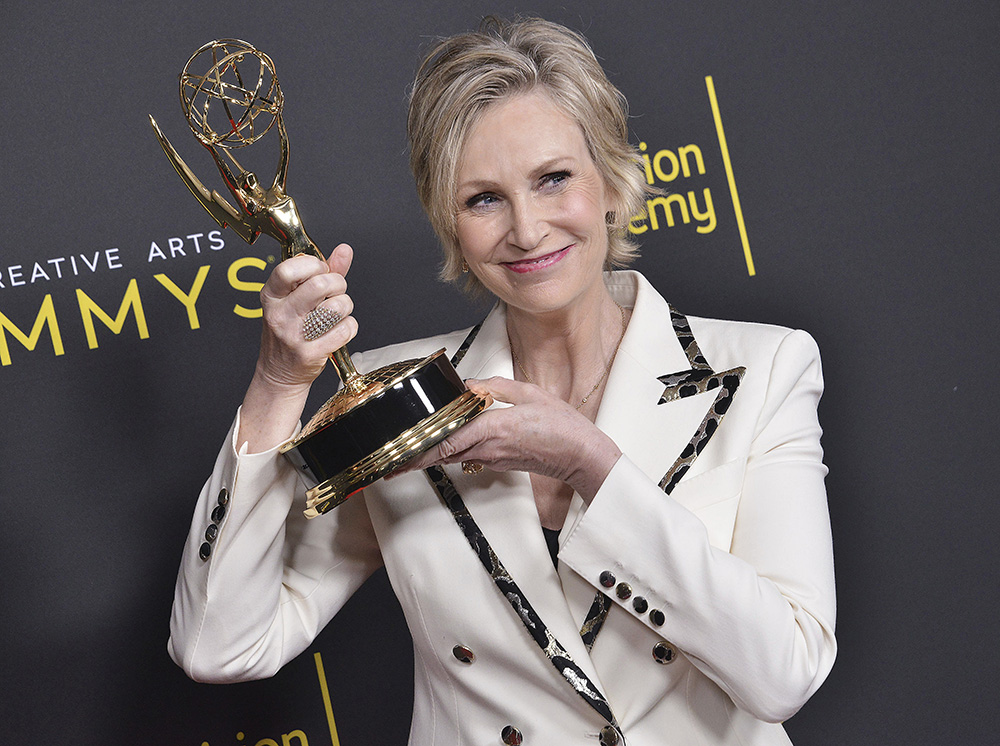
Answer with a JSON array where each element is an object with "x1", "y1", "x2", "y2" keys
[
  {"x1": 599, "y1": 725, "x2": 621, "y2": 745},
  {"x1": 599, "y1": 570, "x2": 616, "y2": 588},
  {"x1": 649, "y1": 609, "x2": 665, "y2": 626},
  {"x1": 205, "y1": 524, "x2": 219, "y2": 543},
  {"x1": 632, "y1": 596, "x2": 649, "y2": 614},
  {"x1": 211, "y1": 504, "x2": 227, "y2": 523},
  {"x1": 501, "y1": 725, "x2": 523, "y2": 745},
  {"x1": 217, "y1": 487, "x2": 230, "y2": 506},
  {"x1": 652, "y1": 641, "x2": 677, "y2": 664},
  {"x1": 615, "y1": 582, "x2": 632, "y2": 600},
  {"x1": 452, "y1": 645, "x2": 475, "y2": 664},
  {"x1": 198, "y1": 542, "x2": 212, "y2": 560}
]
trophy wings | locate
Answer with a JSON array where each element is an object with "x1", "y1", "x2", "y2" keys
[{"x1": 148, "y1": 114, "x2": 260, "y2": 245}]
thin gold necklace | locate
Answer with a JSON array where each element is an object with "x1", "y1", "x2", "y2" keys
[{"x1": 510, "y1": 302, "x2": 627, "y2": 410}]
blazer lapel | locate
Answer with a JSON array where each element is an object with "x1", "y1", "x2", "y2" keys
[
  {"x1": 443, "y1": 303, "x2": 614, "y2": 711},
  {"x1": 561, "y1": 272, "x2": 746, "y2": 638},
  {"x1": 592, "y1": 273, "x2": 728, "y2": 505}
]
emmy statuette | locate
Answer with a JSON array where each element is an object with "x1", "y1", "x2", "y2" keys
[{"x1": 150, "y1": 40, "x2": 491, "y2": 517}]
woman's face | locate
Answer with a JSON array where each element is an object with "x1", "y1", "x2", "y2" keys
[{"x1": 454, "y1": 90, "x2": 612, "y2": 317}]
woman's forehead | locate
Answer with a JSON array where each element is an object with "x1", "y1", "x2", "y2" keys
[{"x1": 456, "y1": 92, "x2": 591, "y2": 181}]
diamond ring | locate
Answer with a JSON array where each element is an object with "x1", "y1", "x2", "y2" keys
[{"x1": 302, "y1": 306, "x2": 342, "y2": 341}]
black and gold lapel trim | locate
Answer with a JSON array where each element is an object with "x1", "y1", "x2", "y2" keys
[
  {"x1": 425, "y1": 466, "x2": 622, "y2": 732},
  {"x1": 580, "y1": 592, "x2": 613, "y2": 652},
  {"x1": 429, "y1": 324, "x2": 624, "y2": 737},
  {"x1": 657, "y1": 366, "x2": 744, "y2": 493},
  {"x1": 668, "y1": 306, "x2": 712, "y2": 371},
  {"x1": 656, "y1": 306, "x2": 746, "y2": 493},
  {"x1": 578, "y1": 306, "x2": 746, "y2": 648},
  {"x1": 450, "y1": 321, "x2": 482, "y2": 369}
]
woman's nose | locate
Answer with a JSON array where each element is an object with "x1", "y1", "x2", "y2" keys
[{"x1": 507, "y1": 196, "x2": 548, "y2": 251}]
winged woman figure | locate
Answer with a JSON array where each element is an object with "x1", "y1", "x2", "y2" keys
[{"x1": 148, "y1": 113, "x2": 322, "y2": 260}]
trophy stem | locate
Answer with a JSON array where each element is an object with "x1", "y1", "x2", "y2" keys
[{"x1": 330, "y1": 347, "x2": 365, "y2": 394}]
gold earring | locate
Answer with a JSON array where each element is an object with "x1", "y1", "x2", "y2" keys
[{"x1": 461, "y1": 259, "x2": 469, "y2": 273}]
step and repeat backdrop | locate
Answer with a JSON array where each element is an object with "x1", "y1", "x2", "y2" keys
[{"x1": 1, "y1": 1, "x2": 997, "y2": 744}]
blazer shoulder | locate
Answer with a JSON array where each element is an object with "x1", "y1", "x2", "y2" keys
[{"x1": 685, "y1": 315, "x2": 821, "y2": 370}]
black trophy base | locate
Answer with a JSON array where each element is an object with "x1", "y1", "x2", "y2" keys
[{"x1": 279, "y1": 349, "x2": 490, "y2": 517}]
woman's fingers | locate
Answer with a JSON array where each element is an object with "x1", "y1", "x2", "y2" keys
[
  {"x1": 253, "y1": 245, "x2": 359, "y2": 388},
  {"x1": 301, "y1": 296, "x2": 356, "y2": 344},
  {"x1": 389, "y1": 425, "x2": 481, "y2": 476},
  {"x1": 387, "y1": 375, "x2": 621, "y2": 500},
  {"x1": 264, "y1": 244, "x2": 354, "y2": 307},
  {"x1": 397, "y1": 378, "x2": 569, "y2": 474},
  {"x1": 265, "y1": 253, "x2": 330, "y2": 298},
  {"x1": 266, "y1": 266, "x2": 346, "y2": 313},
  {"x1": 464, "y1": 376, "x2": 551, "y2": 405},
  {"x1": 327, "y1": 243, "x2": 354, "y2": 278}
]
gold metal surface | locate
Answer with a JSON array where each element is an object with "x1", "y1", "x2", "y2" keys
[
  {"x1": 149, "y1": 39, "x2": 360, "y2": 387},
  {"x1": 153, "y1": 40, "x2": 490, "y2": 512},
  {"x1": 303, "y1": 389, "x2": 492, "y2": 519},
  {"x1": 281, "y1": 350, "x2": 450, "y2": 452}
]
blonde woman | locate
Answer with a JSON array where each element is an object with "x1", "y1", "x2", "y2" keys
[{"x1": 169, "y1": 18, "x2": 836, "y2": 745}]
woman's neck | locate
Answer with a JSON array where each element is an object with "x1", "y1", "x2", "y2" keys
[{"x1": 505, "y1": 286, "x2": 627, "y2": 410}]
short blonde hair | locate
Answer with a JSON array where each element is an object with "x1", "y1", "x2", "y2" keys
[{"x1": 407, "y1": 17, "x2": 648, "y2": 293}]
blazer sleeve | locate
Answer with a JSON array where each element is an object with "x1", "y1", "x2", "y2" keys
[
  {"x1": 559, "y1": 328, "x2": 836, "y2": 723},
  {"x1": 167, "y1": 409, "x2": 384, "y2": 683}
]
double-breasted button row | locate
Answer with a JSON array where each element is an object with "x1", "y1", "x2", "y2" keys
[
  {"x1": 449, "y1": 650, "x2": 521, "y2": 744},
  {"x1": 498, "y1": 721, "x2": 623, "y2": 743},
  {"x1": 199, "y1": 488, "x2": 229, "y2": 561}
]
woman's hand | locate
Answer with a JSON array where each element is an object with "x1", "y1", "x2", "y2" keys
[
  {"x1": 255, "y1": 243, "x2": 358, "y2": 390},
  {"x1": 391, "y1": 376, "x2": 622, "y2": 502},
  {"x1": 237, "y1": 243, "x2": 358, "y2": 453}
]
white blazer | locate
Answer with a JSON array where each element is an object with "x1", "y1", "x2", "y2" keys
[{"x1": 169, "y1": 271, "x2": 836, "y2": 746}]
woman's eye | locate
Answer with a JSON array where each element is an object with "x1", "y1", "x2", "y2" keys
[
  {"x1": 541, "y1": 170, "x2": 571, "y2": 189},
  {"x1": 465, "y1": 192, "x2": 498, "y2": 209}
]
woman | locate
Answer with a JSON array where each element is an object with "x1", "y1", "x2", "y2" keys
[{"x1": 169, "y1": 18, "x2": 836, "y2": 746}]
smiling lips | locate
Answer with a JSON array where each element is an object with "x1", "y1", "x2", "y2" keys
[{"x1": 501, "y1": 246, "x2": 571, "y2": 274}]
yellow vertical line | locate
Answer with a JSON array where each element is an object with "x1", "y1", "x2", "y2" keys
[
  {"x1": 314, "y1": 652, "x2": 342, "y2": 746},
  {"x1": 705, "y1": 76, "x2": 756, "y2": 276}
]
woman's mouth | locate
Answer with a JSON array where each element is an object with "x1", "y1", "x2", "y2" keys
[{"x1": 502, "y1": 246, "x2": 571, "y2": 274}]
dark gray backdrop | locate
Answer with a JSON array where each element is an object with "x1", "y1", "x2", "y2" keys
[{"x1": 1, "y1": 1, "x2": 997, "y2": 744}]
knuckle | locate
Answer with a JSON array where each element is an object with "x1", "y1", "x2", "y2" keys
[
  {"x1": 324, "y1": 272, "x2": 348, "y2": 294},
  {"x1": 270, "y1": 260, "x2": 297, "y2": 284},
  {"x1": 325, "y1": 317, "x2": 357, "y2": 349},
  {"x1": 438, "y1": 438, "x2": 459, "y2": 459}
]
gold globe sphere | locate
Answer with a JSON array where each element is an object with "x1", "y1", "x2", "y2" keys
[{"x1": 179, "y1": 39, "x2": 283, "y2": 149}]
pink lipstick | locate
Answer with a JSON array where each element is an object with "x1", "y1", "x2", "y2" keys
[{"x1": 502, "y1": 246, "x2": 571, "y2": 274}]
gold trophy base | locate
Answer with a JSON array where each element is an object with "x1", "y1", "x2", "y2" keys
[
  {"x1": 279, "y1": 349, "x2": 491, "y2": 518},
  {"x1": 301, "y1": 389, "x2": 489, "y2": 518}
]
